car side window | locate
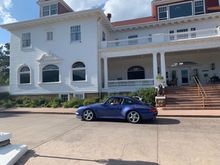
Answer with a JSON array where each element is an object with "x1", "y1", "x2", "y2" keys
[
  {"x1": 123, "y1": 98, "x2": 134, "y2": 105},
  {"x1": 107, "y1": 98, "x2": 123, "y2": 105}
]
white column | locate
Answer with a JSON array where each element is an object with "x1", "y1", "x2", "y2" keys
[
  {"x1": 103, "y1": 57, "x2": 108, "y2": 89},
  {"x1": 160, "y1": 52, "x2": 167, "y2": 86},
  {"x1": 153, "y1": 52, "x2": 158, "y2": 87}
]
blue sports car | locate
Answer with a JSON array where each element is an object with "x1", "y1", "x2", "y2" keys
[{"x1": 76, "y1": 96, "x2": 158, "y2": 124}]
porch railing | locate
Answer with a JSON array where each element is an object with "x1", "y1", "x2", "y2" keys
[
  {"x1": 108, "y1": 79, "x2": 154, "y2": 88},
  {"x1": 193, "y1": 76, "x2": 207, "y2": 108},
  {"x1": 101, "y1": 28, "x2": 220, "y2": 48}
]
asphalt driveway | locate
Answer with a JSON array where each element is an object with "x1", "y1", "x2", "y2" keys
[{"x1": 0, "y1": 112, "x2": 219, "y2": 165}]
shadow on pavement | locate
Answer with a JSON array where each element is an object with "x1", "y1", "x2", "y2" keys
[
  {"x1": 17, "y1": 150, "x2": 158, "y2": 165},
  {"x1": 92, "y1": 118, "x2": 180, "y2": 125},
  {"x1": 0, "y1": 112, "x2": 22, "y2": 118}
]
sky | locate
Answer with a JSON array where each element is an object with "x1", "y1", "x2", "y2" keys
[{"x1": 0, "y1": 0, "x2": 152, "y2": 44}]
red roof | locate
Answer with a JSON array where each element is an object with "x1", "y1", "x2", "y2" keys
[
  {"x1": 208, "y1": 6, "x2": 220, "y2": 11},
  {"x1": 112, "y1": 17, "x2": 157, "y2": 27}
]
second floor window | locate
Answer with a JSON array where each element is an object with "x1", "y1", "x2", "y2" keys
[
  {"x1": 70, "y1": 25, "x2": 81, "y2": 42},
  {"x1": 170, "y1": 2, "x2": 192, "y2": 19},
  {"x1": 47, "y1": 32, "x2": 53, "y2": 41},
  {"x1": 22, "y1": 33, "x2": 31, "y2": 48},
  {"x1": 128, "y1": 35, "x2": 138, "y2": 45}
]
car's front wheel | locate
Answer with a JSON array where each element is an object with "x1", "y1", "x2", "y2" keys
[
  {"x1": 127, "y1": 111, "x2": 141, "y2": 124},
  {"x1": 82, "y1": 109, "x2": 95, "y2": 121}
]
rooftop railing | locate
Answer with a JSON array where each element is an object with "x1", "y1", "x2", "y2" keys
[{"x1": 101, "y1": 28, "x2": 220, "y2": 49}]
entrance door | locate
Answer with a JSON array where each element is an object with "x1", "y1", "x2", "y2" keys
[{"x1": 181, "y1": 69, "x2": 189, "y2": 85}]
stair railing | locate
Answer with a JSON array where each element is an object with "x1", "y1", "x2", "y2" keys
[{"x1": 192, "y1": 76, "x2": 207, "y2": 108}]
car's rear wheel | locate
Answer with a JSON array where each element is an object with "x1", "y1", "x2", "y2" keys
[
  {"x1": 82, "y1": 109, "x2": 95, "y2": 121},
  {"x1": 127, "y1": 111, "x2": 141, "y2": 124}
]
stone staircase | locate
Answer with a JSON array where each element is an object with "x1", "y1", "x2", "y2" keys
[{"x1": 162, "y1": 84, "x2": 220, "y2": 110}]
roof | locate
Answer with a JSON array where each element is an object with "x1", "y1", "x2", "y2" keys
[
  {"x1": 112, "y1": 17, "x2": 157, "y2": 27},
  {"x1": 208, "y1": 6, "x2": 220, "y2": 12}
]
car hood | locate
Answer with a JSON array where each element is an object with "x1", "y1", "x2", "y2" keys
[{"x1": 77, "y1": 103, "x2": 102, "y2": 110}]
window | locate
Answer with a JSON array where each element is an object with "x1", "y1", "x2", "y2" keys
[
  {"x1": 61, "y1": 94, "x2": 69, "y2": 102},
  {"x1": 123, "y1": 98, "x2": 135, "y2": 105},
  {"x1": 106, "y1": 97, "x2": 123, "y2": 105},
  {"x1": 42, "y1": 65, "x2": 59, "y2": 83},
  {"x1": 19, "y1": 66, "x2": 30, "y2": 84},
  {"x1": 195, "y1": 0, "x2": 204, "y2": 15},
  {"x1": 70, "y1": 25, "x2": 81, "y2": 42},
  {"x1": 158, "y1": 6, "x2": 168, "y2": 20},
  {"x1": 43, "y1": 6, "x2": 50, "y2": 16},
  {"x1": 74, "y1": 93, "x2": 84, "y2": 100},
  {"x1": 42, "y1": 4, "x2": 58, "y2": 17},
  {"x1": 169, "y1": 2, "x2": 192, "y2": 19},
  {"x1": 128, "y1": 35, "x2": 138, "y2": 45},
  {"x1": 177, "y1": 28, "x2": 188, "y2": 39},
  {"x1": 191, "y1": 27, "x2": 197, "y2": 38},
  {"x1": 102, "y1": 32, "x2": 106, "y2": 41},
  {"x1": 50, "y1": 4, "x2": 58, "y2": 15},
  {"x1": 47, "y1": 32, "x2": 53, "y2": 41},
  {"x1": 72, "y1": 62, "x2": 86, "y2": 81},
  {"x1": 128, "y1": 66, "x2": 145, "y2": 80},
  {"x1": 169, "y1": 30, "x2": 175, "y2": 41},
  {"x1": 22, "y1": 33, "x2": 31, "y2": 48}
]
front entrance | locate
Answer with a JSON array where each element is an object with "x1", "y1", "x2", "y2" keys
[{"x1": 181, "y1": 69, "x2": 189, "y2": 85}]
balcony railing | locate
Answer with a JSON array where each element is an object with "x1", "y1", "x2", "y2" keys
[
  {"x1": 108, "y1": 79, "x2": 154, "y2": 88},
  {"x1": 101, "y1": 28, "x2": 220, "y2": 49}
]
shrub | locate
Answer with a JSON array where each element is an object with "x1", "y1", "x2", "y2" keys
[
  {"x1": 63, "y1": 98, "x2": 83, "y2": 108},
  {"x1": 0, "y1": 93, "x2": 10, "y2": 100},
  {"x1": 3, "y1": 99, "x2": 15, "y2": 108},
  {"x1": 132, "y1": 88, "x2": 157, "y2": 106},
  {"x1": 83, "y1": 97, "x2": 99, "y2": 106}
]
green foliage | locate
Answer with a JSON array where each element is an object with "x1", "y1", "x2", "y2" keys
[
  {"x1": 0, "y1": 92, "x2": 10, "y2": 100},
  {"x1": 2, "y1": 99, "x2": 15, "y2": 108},
  {"x1": 45, "y1": 97, "x2": 62, "y2": 108},
  {"x1": 63, "y1": 98, "x2": 83, "y2": 108},
  {"x1": 0, "y1": 43, "x2": 10, "y2": 85},
  {"x1": 83, "y1": 97, "x2": 99, "y2": 106},
  {"x1": 131, "y1": 88, "x2": 157, "y2": 106}
]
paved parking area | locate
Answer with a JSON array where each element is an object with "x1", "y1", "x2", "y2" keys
[{"x1": 0, "y1": 113, "x2": 220, "y2": 165}]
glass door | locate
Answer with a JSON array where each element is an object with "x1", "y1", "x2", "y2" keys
[{"x1": 181, "y1": 69, "x2": 189, "y2": 84}]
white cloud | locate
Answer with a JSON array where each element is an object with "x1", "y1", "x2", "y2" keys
[
  {"x1": 0, "y1": 0, "x2": 17, "y2": 24},
  {"x1": 65, "y1": 0, "x2": 107, "y2": 11},
  {"x1": 65, "y1": 0, "x2": 152, "y2": 22}
]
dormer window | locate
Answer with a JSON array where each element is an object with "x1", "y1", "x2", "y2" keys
[
  {"x1": 158, "y1": 0, "x2": 205, "y2": 20},
  {"x1": 158, "y1": 6, "x2": 168, "y2": 20},
  {"x1": 195, "y1": 0, "x2": 205, "y2": 15},
  {"x1": 42, "y1": 3, "x2": 58, "y2": 17}
]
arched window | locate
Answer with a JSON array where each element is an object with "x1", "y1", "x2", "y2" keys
[
  {"x1": 19, "y1": 66, "x2": 30, "y2": 84},
  {"x1": 42, "y1": 65, "x2": 59, "y2": 83},
  {"x1": 128, "y1": 66, "x2": 145, "y2": 80},
  {"x1": 72, "y1": 62, "x2": 86, "y2": 81}
]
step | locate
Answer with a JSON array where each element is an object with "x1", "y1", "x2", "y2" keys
[{"x1": 0, "y1": 144, "x2": 28, "y2": 165}]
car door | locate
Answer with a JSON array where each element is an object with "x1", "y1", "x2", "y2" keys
[{"x1": 99, "y1": 97, "x2": 123, "y2": 118}]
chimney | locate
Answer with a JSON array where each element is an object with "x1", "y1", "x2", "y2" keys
[{"x1": 107, "y1": 13, "x2": 112, "y2": 21}]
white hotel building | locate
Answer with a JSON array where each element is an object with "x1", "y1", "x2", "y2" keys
[{"x1": 1, "y1": 0, "x2": 220, "y2": 99}]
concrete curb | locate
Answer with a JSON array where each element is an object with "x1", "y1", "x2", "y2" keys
[{"x1": 0, "y1": 111, "x2": 75, "y2": 115}]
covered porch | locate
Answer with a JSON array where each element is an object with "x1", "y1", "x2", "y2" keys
[
  {"x1": 100, "y1": 53, "x2": 165, "y2": 92},
  {"x1": 165, "y1": 48, "x2": 220, "y2": 86}
]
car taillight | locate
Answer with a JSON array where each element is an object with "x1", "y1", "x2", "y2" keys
[{"x1": 149, "y1": 107, "x2": 157, "y2": 113}]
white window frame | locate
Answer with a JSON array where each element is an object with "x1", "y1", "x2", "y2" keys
[
  {"x1": 158, "y1": 1, "x2": 194, "y2": 20},
  {"x1": 70, "y1": 25, "x2": 81, "y2": 43},
  {"x1": 194, "y1": 0, "x2": 205, "y2": 15},
  {"x1": 158, "y1": 6, "x2": 168, "y2": 20},
  {"x1": 21, "y1": 33, "x2": 31, "y2": 49},
  {"x1": 42, "y1": 4, "x2": 58, "y2": 17},
  {"x1": 74, "y1": 93, "x2": 85, "y2": 100},
  {"x1": 72, "y1": 62, "x2": 87, "y2": 82},
  {"x1": 18, "y1": 65, "x2": 31, "y2": 85},
  {"x1": 42, "y1": 64, "x2": 60, "y2": 84},
  {"x1": 46, "y1": 31, "x2": 53, "y2": 41}
]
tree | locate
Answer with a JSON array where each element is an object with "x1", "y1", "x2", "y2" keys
[{"x1": 0, "y1": 43, "x2": 10, "y2": 85}]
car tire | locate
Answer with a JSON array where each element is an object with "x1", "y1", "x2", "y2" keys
[
  {"x1": 82, "y1": 109, "x2": 95, "y2": 121},
  {"x1": 127, "y1": 111, "x2": 141, "y2": 124}
]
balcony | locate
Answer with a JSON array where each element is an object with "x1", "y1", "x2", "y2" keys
[
  {"x1": 105, "y1": 79, "x2": 154, "y2": 92},
  {"x1": 101, "y1": 28, "x2": 220, "y2": 49}
]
